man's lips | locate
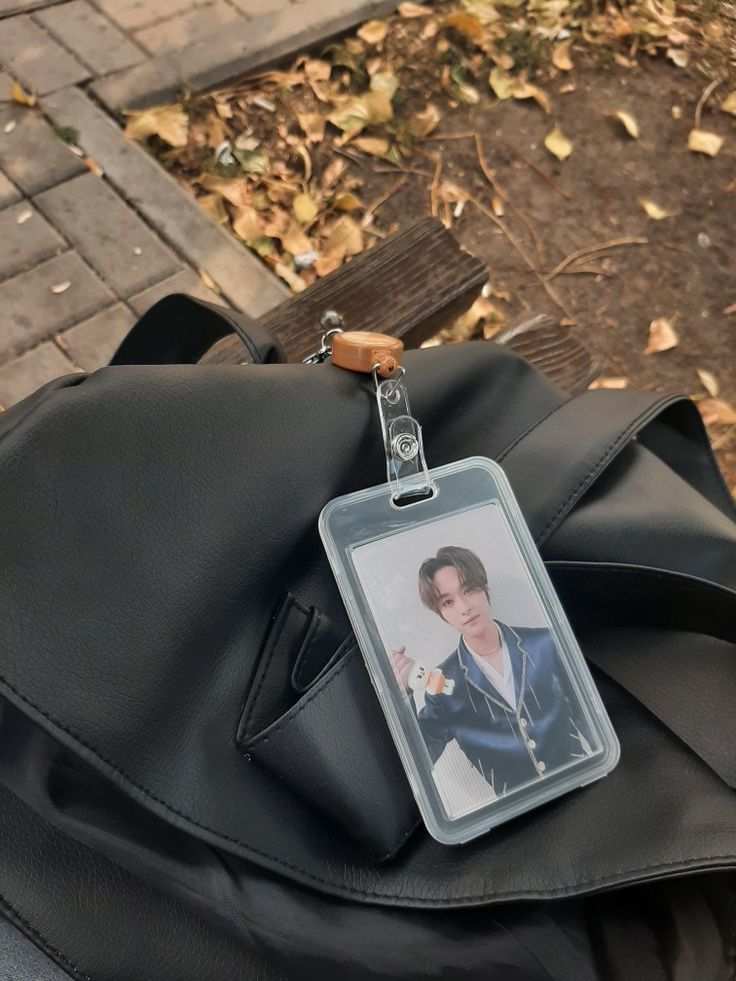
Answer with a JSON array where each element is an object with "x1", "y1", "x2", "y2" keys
[{"x1": 463, "y1": 614, "x2": 480, "y2": 626}]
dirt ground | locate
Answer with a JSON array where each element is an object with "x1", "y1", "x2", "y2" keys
[{"x1": 142, "y1": 2, "x2": 736, "y2": 490}]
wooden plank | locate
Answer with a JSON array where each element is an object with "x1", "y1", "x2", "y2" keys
[{"x1": 200, "y1": 217, "x2": 487, "y2": 365}]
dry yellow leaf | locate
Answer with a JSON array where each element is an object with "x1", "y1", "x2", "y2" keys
[
  {"x1": 643, "y1": 316, "x2": 679, "y2": 355},
  {"x1": 398, "y1": 1, "x2": 432, "y2": 16},
  {"x1": 292, "y1": 192, "x2": 318, "y2": 223},
  {"x1": 323, "y1": 215, "x2": 364, "y2": 257},
  {"x1": 588, "y1": 377, "x2": 630, "y2": 390},
  {"x1": 297, "y1": 112, "x2": 325, "y2": 144},
  {"x1": 723, "y1": 302, "x2": 736, "y2": 316},
  {"x1": 274, "y1": 262, "x2": 307, "y2": 293},
  {"x1": 304, "y1": 59, "x2": 332, "y2": 82},
  {"x1": 281, "y1": 220, "x2": 313, "y2": 256},
  {"x1": 370, "y1": 71, "x2": 399, "y2": 99},
  {"x1": 720, "y1": 91, "x2": 736, "y2": 116},
  {"x1": 544, "y1": 126, "x2": 573, "y2": 161},
  {"x1": 314, "y1": 252, "x2": 345, "y2": 277},
  {"x1": 199, "y1": 269, "x2": 220, "y2": 294},
  {"x1": 489, "y1": 66, "x2": 513, "y2": 100},
  {"x1": 201, "y1": 175, "x2": 249, "y2": 207},
  {"x1": 408, "y1": 103, "x2": 441, "y2": 138},
  {"x1": 445, "y1": 297, "x2": 504, "y2": 343},
  {"x1": 699, "y1": 398, "x2": 736, "y2": 427},
  {"x1": 11, "y1": 81, "x2": 36, "y2": 107},
  {"x1": 552, "y1": 38, "x2": 573, "y2": 71},
  {"x1": 328, "y1": 90, "x2": 393, "y2": 138},
  {"x1": 352, "y1": 135, "x2": 390, "y2": 156},
  {"x1": 357, "y1": 19, "x2": 388, "y2": 44},
  {"x1": 124, "y1": 105, "x2": 188, "y2": 147},
  {"x1": 444, "y1": 11, "x2": 484, "y2": 40},
  {"x1": 639, "y1": 198, "x2": 677, "y2": 220},
  {"x1": 50, "y1": 281, "x2": 71, "y2": 294},
  {"x1": 612, "y1": 110, "x2": 639, "y2": 139},
  {"x1": 666, "y1": 48, "x2": 689, "y2": 68},
  {"x1": 688, "y1": 129, "x2": 723, "y2": 157},
  {"x1": 697, "y1": 369, "x2": 719, "y2": 398},
  {"x1": 511, "y1": 78, "x2": 550, "y2": 113},
  {"x1": 197, "y1": 193, "x2": 229, "y2": 224},
  {"x1": 334, "y1": 192, "x2": 363, "y2": 211},
  {"x1": 232, "y1": 205, "x2": 264, "y2": 242}
]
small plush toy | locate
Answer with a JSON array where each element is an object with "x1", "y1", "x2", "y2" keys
[{"x1": 409, "y1": 663, "x2": 455, "y2": 696}]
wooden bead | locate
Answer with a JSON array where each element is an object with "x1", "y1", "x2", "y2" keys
[{"x1": 331, "y1": 331, "x2": 404, "y2": 377}]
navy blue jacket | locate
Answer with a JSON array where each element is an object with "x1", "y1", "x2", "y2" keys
[{"x1": 415, "y1": 621, "x2": 589, "y2": 796}]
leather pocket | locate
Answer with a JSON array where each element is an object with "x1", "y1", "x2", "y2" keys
[{"x1": 237, "y1": 595, "x2": 419, "y2": 860}]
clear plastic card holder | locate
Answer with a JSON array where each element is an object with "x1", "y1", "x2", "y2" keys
[{"x1": 319, "y1": 457, "x2": 620, "y2": 846}]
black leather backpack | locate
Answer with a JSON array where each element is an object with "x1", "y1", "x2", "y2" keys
[{"x1": 1, "y1": 296, "x2": 735, "y2": 981}]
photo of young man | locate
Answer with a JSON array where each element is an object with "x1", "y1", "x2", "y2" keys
[{"x1": 389, "y1": 546, "x2": 591, "y2": 798}]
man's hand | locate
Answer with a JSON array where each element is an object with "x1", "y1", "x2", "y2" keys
[{"x1": 389, "y1": 646, "x2": 416, "y2": 693}]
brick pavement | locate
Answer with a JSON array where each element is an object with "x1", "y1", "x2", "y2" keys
[{"x1": 0, "y1": 0, "x2": 413, "y2": 408}]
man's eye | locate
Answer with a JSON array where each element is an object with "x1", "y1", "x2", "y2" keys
[{"x1": 442, "y1": 599, "x2": 452, "y2": 607}]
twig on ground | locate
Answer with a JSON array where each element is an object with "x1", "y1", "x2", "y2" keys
[
  {"x1": 499, "y1": 140, "x2": 571, "y2": 201},
  {"x1": 372, "y1": 165, "x2": 434, "y2": 178},
  {"x1": 694, "y1": 78, "x2": 722, "y2": 130},
  {"x1": 474, "y1": 133, "x2": 545, "y2": 263},
  {"x1": 332, "y1": 146, "x2": 370, "y2": 170},
  {"x1": 430, "y1": 152, "x2": 443, "y2": 217},
  {"x1": 421, "y1": 131, "x2": 478, "y2": 142},
  {"x1": 468, "y1": 196, "x2": 578, "y2": 325},
  {"x1": 711, "y1": 425, "x2": 736, "y2": 451},
  {"x1": 362, "y1": 174, "x2": 409, "y2": 225},
  {"x1": 545, "y1": 237, "x2": 648, "y2": 282}
]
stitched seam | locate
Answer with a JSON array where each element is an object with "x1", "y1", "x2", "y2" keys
[
  {"x1": 1, "y1": 660, "x2": 734, "y2": 903},
  {"x1": 535, "y1": 396, "x2": 679, "y2": 545},
  {"x1": 496, "y1": 396, "x2": 574, "y2": 463},
  {"x1": 247, "y1": 645, "x2": 357, "y2": 750},
  {"x1": 376, "y1": 816, "x2": 423, "y2": 862},
  {"x1": 0, "y1": 891, "x2": 92, "y2": 981},
  {"x1": 292, "y1": 611, "x2": 323, "y2": 690},
  {"x1": 548, "y1": 561, "x2": 736, "y2": 600}
]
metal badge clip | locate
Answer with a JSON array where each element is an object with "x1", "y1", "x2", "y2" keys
[{"x1": 373, "y1": 365, "x2": 432, "y2": 504}]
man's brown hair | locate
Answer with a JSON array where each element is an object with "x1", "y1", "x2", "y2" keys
[{"x1": 418, "y1": 546, "x2": 490, "y2": 615}]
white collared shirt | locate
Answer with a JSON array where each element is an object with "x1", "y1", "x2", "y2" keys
[{"x1": 465, "y1": 630, "x2": 517, "y2": 710}]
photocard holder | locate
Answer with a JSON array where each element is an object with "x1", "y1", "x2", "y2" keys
[{"x1": 320, "y1": 456, "x2": 620, "y2": 846}]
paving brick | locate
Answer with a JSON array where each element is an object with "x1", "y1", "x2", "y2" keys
[
  {"x1": 0, "y1": 340, "x2": 80, "y2": 407},
  {"x1": 91, "y1": 0, "x2": 373, "y2": 110},
  {"x1": 227, "y1": 0, "x2": 291, "y2": 16},
  {"x1": 0, "y1": 251, "x2": 114, "y2": 361},
  {"x1": 0, "y1": 200, "x2": 65, "y2": 277},
  {"x1": 0, "y1": 104, "x2": 85, "y2": 194},
  {"x1": 134, "y1": 1, "x2": 240, "y2": 55},
  {"x1": 128, "y1": 267, "x2": 223, "y2": 315},
  {"x1": 35, "y1": 172, "x2": 179, "y2": 298},
  {"x1": 0, "y1": 71, "x2": 12, "y2": 102},
  {"x1": 0, "y1": 170, "x2": 20, "y2": 208},
  {"x1": 35, "y1": 0, "x2": 145, "y2": 76},
  {"x1": 60, "y1": 302, "x2": 135, "y2": 370},
  {"x1": 42, "y1": 87, "x2": 288, "y2": 314},
  {"x1": 91, "y1": 0, "x2": 210, "y2": 31},
  {"x1": 0, "y1": 15, "x2": 89, "y2": 95}
]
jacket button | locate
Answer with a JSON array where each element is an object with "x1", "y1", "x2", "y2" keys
[
  {"x1": 537, "y1": 761, "x2": 546, "y2": 773},
  {"x1": 519, "y1": 719, "x2": 527, "y2": 728},
  {"x1": 528, "y1": 739, "x2": 536, "y2": 749}
]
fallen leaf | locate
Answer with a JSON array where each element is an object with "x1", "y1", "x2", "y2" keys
[
  {"x1": 610, "y1": 110, "x2": 639, "y2": 138},
  {"x1": 552, "y1": 38, "x2": 573, "y2": 71},
  {"x1": 688, "y1": 129, "x2": 723, "y2": 157},
  {"x1": 292, "y1": 192, "x2": 318, "y2": 223},
  {"x1": 232, "y1": 205, "x2": 264, "y2": 242},
  {"x1": 720, "y1": 91, "x2": 736, "y2": 116},
  {"x1": 357, "y1": 19, "x2": 388, "y2": 44},
  {"x1": 274, "y1": 261, "x2": 307, "y2": 292},
  {"x1": 201, "y1": 175, "x2": 249, "y2": 207},
  {"x1": 559, "y1": 82, "x2": 576, "y2": 95},
  {"x1": 544, "y1": 126, "x2": 573, "y2": 161},
  {"x1": 314, "y1": 252, "x2": 344, "y2": 277},
  {"x1": 334, "y1": 192, "x2": 363, "y2": 211},
  {"x1": 441, "y1": 65, "x2": 480, "y2": 105},
  {"x1": 124, "y1": 105, "x2": 188, "y2": 147},
  {"x1": 3, "y1": 119, "x2": 16, "y2": 134},
  {"x1": 233, "y1": 148, "x2": 270, "y2": 175},
  {"x1": 643, "y1": 316, "x2": 679, "y2": 355},
  {"x1": 460, "y1": 0, "x2": 500, "y2": 24},
  {"x1": 445, "y1": 297, "x2": 505, "y2": 342},
  {"x1": 328, "y1": 90, "x2": 393, "y2": 138},
  {"x1": 697, "y1": 369, "x2": 719, "y2": 398},
  {"x1": 281, "y1": 219, "x2": 313, "y2": 256},
  {"x1": 197, "y1": 193, "x2": 229, "y2": 224},
  {"x1": 723, "y1": 302, "x2": 736, "y2": 316},
  {"x1": 491, "y1": 194, "x2": 505, "y2": 216},
  {"x1": 699, "y1": 399, "x2": 736, "y2": 427},
  {"x1": 398, "y1": 1, "x2": 432, "y2": 15},
  {"x1": 511, "y1": 78, "x2": 550, "y2": 113},
  {"x1": 199, "y1": 269, "x2": 221, "y2": 294},
  {"x1": 408, "y1": 103, "x2": 441, "y2": 137},
  {"x1": 296, "y1": 112, "x2": 325, "y2": 145},
  {"x1": 588, "y1": 377, "x2": 630, "y2": 390},
  {"x1": 666, "y1": 48, "x2": 689, "y2": 68},
  {"x1": 84, "y1": 157, "x2": 104, "y2": 178},
  {"x1": 370, "y1": 71, "x2": 399, "y2": 99},
  {"x1": 323, "y1": 215, "x2": 364, "y2": 257},
  {"x1": 321, "y1": 158, "x2": 346, "y2": 190},
  {"x1": 50, "y1": 281, "x2": 71, "y2": 294},
  {"x1": 639, "y1": 197, "x2": 677, "y2": 220},
  {"x1": 11, "y1": 81, "x2": 36, "y2": 107},
  {"x1": 444, "y1": 11, "x2": 484, "y2": 40},
  {"x1": 304, "y1": 59, "x2": 332, "y2": 82},
  {"x1": 352, "y1": 135, "x2": 390, "y2": 156},
  {"x1": 489, "y1": 66, "x2": 513, "y2": 100},
  {"x1": 16, "y1": 208, "x2": 33, "y2": 224}
]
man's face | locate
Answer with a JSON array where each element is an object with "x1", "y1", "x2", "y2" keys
[{"x1": 432, "y1": 565, "x2": 492, "y2": 638}]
